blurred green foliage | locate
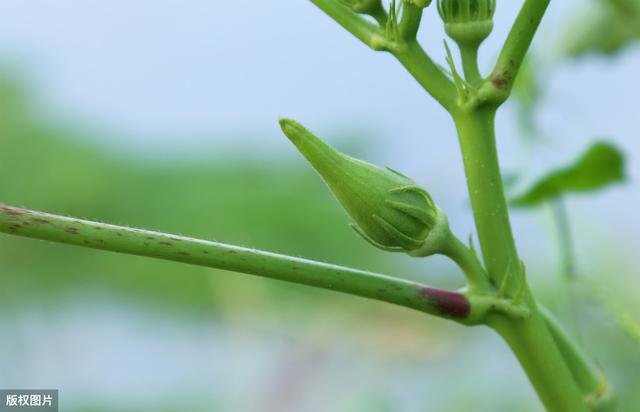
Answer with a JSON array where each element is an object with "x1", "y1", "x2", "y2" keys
[
  {"x1": 511, "y1": 57, "x2": 542, "y2": 141},
  {"x1": 563, "y1": 0, "x2": 640, "y2": 56},
  {"x1": 0, "y1": 74, "x2": 421, "y2": 316},
  {"x1": 1, "y1": 54, "x2": 639, "y2": 410},
  {"x1": 506, "y1": 28, "x2": 640, "y2": 408},
  {"x1": 512, "y1": 142, "x2": 625, "y2": 207},
  {"x1": 1, "y1": 72, "x2": 477, "y2": 411}
]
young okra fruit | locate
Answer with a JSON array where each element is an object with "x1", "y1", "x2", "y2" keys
[{"x1": 279, "y1": 118, "x2": 452, "y2": 257}]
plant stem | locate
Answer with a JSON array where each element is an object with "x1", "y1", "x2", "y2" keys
[
  {"x1": 482, "y1": 0, "x2": 552, "y2": 103},
  {"x1": 490, "y1": 313, "x2": 589, "y2": 412},
  {"x1": 309, "y1": 0, "x2": 457, "y2": 110},
  {"x1": 459, "y1": 45, "x2": 482, "y2": 85},
  {"x1": 398, "y1": 3, "x2": 422, "y2": 41},
  {"x1": 370, "y1": 5, "x2": 388, "y2": 27},
  {"x1": 541, "y1": 306, "x2": 616, "y2": 410},
  {"x1": 308, "y1": 0, "x2": 380, "y2": 47},
  {"x1": 453, "y1": 109, "x2": 518, "y2": 291},
  {"x1": 0, "y1": 203, "x2": 473, "y2": 322},
  {"x1": 392, "y1": 41, "x2": 458, "y2": 111},
  {"x1": 551, "y1": 197, "x2": 575, "y2": 281},
  {"x1": 440, "y1": 232, "x2": 491, "y2": 291},
  {"x1": 551, "y1": 197, "x2": 581, "y2": 339},
  {"x1": 453, "y1": 110, "x2": 588, "y2": 411}
]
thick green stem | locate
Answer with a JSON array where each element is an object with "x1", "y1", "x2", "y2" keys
[
  {"x1": 490, "y1": 312, "x2": 589, "y2": 412},
  {"x1": 0, "y1": 204, "x2": 474, "y2": 322},
  {"x1": 453, "y1": 109, "x2": 518, "y2": 292},
  {"x1": 453, "y1": 110, "x2": 589, "y2": 411},
  {"x1": 541, "y1": 306, "x2": 616, "y2": 411}
]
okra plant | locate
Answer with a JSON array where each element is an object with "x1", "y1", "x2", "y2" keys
[{"x1": 0, "y1": 0, "x2": 631, "y2": 410}]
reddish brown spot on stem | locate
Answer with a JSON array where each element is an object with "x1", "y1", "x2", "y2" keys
[
  {"x1": 491, "y1": 73, "x2": 509, "y2": 90},
  {"x1": 159, "y1": 241, "x2": 172, "y2": 246},
  {"x1": 418, "y1": 287, "x2": 470, "y2": 319},
  {"x1": 64, "y1": 227, "x2": 80, "y2": 235},
  {"x1": 1, "y1": 205, "x2": 27, "y2": 217},
  {"x1": 177, "y1": 251, "x2": 190, "y2": 256},
  {"x1": 31, "y1": 218, "x2": 50, "y2": 224}
]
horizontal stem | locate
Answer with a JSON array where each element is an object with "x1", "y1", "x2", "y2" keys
[{"x1": 0, "y1": 204, "x2": 472, "y2": 322}]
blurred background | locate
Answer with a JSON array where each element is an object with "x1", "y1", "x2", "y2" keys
[{"x1": 0, "y1": 0, "x2": 639, "y2": 411}]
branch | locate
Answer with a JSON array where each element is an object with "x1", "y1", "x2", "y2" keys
[
  {"x1": 309, "y1": 0, "x2": 382, "y2": 48},
  {"x1": 440, "y1": 233, "x2": 492, "y2": 291},
  {"x1": 0, "y1": 204, "x2": 472, "y2": 322},
  {"x1": 541, "y1": 306, "x2": 617, "y2": 410},
  {"x1": 458, "y1": 44, "x2": 482, "y2": 86},
  {"x1": 398, "y1": 2, "x2": 422, "y2": 41},
  {"x1": 480, "y1": 0, "x2": 551, "y2": 104},
  {"x1": 309, "y1": 0, "x2": 458, "y2": 110},
  {"x1": 392, "y1": 37, "x2": 458, "y2": 110}
]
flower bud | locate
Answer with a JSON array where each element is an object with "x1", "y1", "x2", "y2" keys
[
  {"x1": 279, "y1": 118, "x2": 450, "y2": 257},
  {"x1": 437, "y1": 0, "x2": 496, "y2": 47}
]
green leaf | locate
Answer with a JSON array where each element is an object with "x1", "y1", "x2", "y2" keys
[
  {"x1": 512, "y1": 142, "x2": 626, "y2": 207},
  {"x1": 562, "y1": 0, "x2": 640, "y2": 57}
]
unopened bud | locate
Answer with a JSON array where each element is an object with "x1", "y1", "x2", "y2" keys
[
  {"x1": 437, "y1": 0, "x2": 496, "y2": 46},
  {"x1": 279, "y1": 118, "x2": 450, "y2": 257}
]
